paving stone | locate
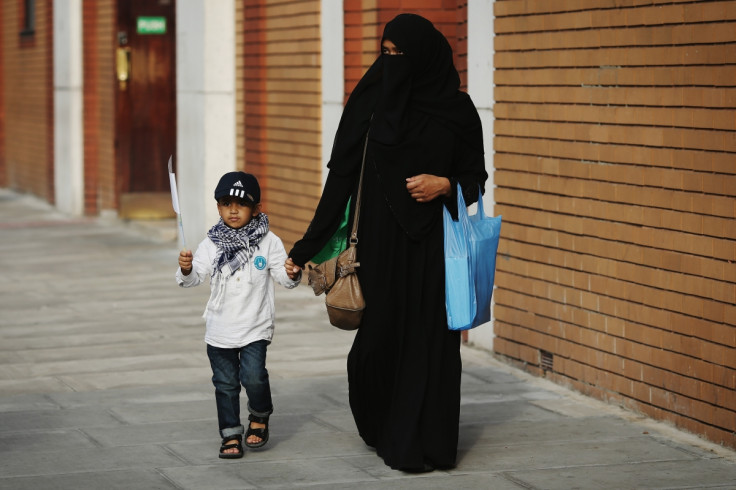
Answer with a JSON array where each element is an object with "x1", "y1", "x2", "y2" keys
[
  {"x1": 9, "y1": 339, "x2": 204, "y2": 364},
  {"x1": 0, "y1": 407, "x2": 123, "y2": 432},
  {"x1": 161, "y1": 457, "x2": 373, "y2": 489},
  {"x1": 508, "y1": 459, "x2": 736, "y2": 490},
  {"x1": 312, "y1": 408, "x2": 360, "y2": 433},
  {"x1": 0, "y1": 330, "x2": 194, "y2": 351},
  {"x1": 270, "y1": 374, "x2": 349, "y2": 395},
  {"x1": 0, "y1": 353, "x2": 204, "y2": 381},
  {"x1": 458, "y1": 416, "x2": 645, "y2": 449},
  {"x1": 0, "y1": 377, "x2": 74, "y2": 396},
  {"x1": 272, "y1": 391, "x2": 350, "y2": 414},
  {"x1": 0, "y1": 469, "x2": 178, "y2": 490},
  {"x1": 0, "y1": 393, "x2": 60, "y2": 413},
  {"x1": 0, "y1": 428, "x2": 97, "y2": 453},
  {"x1": 455, "y1": 437, "x2": 697, "y2": 473},
  {"x1": 1, "y1": 188, "x2": 735, "y2": 489},
  {"x1": 267, "y1": 358, "x2": 354, "y2": 379},
  {"x1": 0, "y1": 446, "x2": 186, "y2": 478},
  {"x1": 459, "y1": 398, "x2": 563, "y2": 426},
  {"x1": 56, "y1": 367, "x2": 211, "y2": 392},
  {"x1": 463, "y1": 365, "x2": 524, "y2": 385},
  {"x1": 310, "y1": 472, "x2": 526, "y2": 490},
  {"x1": 109, "y1": 399, "x2": 214, "y2": 424},
  {"x1": 46, "y1": 383, "x2": 212, "y2": 409},
  {"x1": 170, "y1": 430, "x2": 374, "y2": 465},
  {"x1": 157, "y1": 464, "x2": 256, "y2": 489},
  {"x1": 530, "y1": 397, "x2": 615, "y2": 418},
  {"x1": 84, "y1": 420, "x2": 215, "y2": 447}
]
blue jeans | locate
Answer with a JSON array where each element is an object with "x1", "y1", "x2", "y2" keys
[{"x1": 207, "y1": 340, "x2": 273, "y2": 439}]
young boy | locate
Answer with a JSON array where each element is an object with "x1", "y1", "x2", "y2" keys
[{"x1": 177, "y1": 171, "x2": 301, "y2": 459}]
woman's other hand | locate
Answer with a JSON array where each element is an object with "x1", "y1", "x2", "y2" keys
[{"x1": 406, "y1": 174, "x2": 451, "y2": 202}]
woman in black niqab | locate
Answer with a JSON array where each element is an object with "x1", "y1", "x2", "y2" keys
[{"x1": 287, "y1": 13, "x2": 488, "y2": 472}]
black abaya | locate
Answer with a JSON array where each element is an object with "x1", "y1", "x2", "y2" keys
[
  {"x1": 289, "y1": 13, "x2": 488, "y2": 472},
  {"x1": 347, "y1": 132, "x2": 462, "y2": 470},
  {"x1": 291, "y1": 118, "x2": 486, "y2": 471}
]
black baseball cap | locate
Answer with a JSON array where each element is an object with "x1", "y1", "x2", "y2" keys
[{"x1": 214, "y1": 171, "x2": 260, "y2": 204}]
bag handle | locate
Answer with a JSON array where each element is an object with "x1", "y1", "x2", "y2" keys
[
  {"x1": 456, "y1": 183, "x2": 469, "y2": 221},
  {"x1": 474, "y1": 184, "x2": 486, "y2": 219},
  {"x1": 349, "y1": 126, "x2": 370, "y2": 245},
  {"x1": 457, "y1": 183, "x2": 487, "y2": 220}
]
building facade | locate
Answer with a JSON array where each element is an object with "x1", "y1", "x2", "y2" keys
[
  {"x1": 0, "y1": 0, "x2": 734, "y2": 450},
  {"x1": 492, "y1": 0, "x2": 736, "y2": 449}
]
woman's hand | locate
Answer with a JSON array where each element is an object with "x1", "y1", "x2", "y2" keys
[{"x1": 406, "y1": 175, "x2": 451, "y2": 203}]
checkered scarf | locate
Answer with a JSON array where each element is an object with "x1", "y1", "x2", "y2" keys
[{"x1": 207, "y1": 212, "x2": 269, "y2": 278}]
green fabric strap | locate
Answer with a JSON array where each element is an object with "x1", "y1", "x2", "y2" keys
[{"x1": 310, "y1": 196, "x2": 351, "y2": 264}]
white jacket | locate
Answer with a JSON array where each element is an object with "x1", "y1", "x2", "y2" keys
[{"x1": 176, "y1": 231, "x2": 300, "y2": 348}]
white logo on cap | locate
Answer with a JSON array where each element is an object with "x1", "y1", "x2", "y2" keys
[{"x1": 233, "y1": 181, "x2": 243, "y2": 187}]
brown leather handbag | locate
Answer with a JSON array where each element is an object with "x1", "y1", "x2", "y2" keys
[{"x1": 307, "y1": 131, "x2": 369, "y2": 330}]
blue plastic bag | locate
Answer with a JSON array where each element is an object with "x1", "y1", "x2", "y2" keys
[
  {"x1": 443, "y1": 192, "x2": 475, "y2": 330},
  {"x1": 467, "y1": 189, "x2": 502, "y2": 327},
  {"x1": 443, "y1": 185, "x2": 502, "y2": 330}
]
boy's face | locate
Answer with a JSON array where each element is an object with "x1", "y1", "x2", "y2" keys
[{"x1": 217, "y1": 197, "x2": 260, "y2": 229}]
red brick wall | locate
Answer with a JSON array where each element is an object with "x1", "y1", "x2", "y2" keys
[
  {"x1": 82, "y1": 0, "x2": 116, "y2": 214},
  {"x1": 0, "y1": 3, "x2": 5, "y2": 187},
  {"x1": 344, "y1": 0, "x2": 378, "y2": 100},
  {"x1": 2, "y1": 0, "x2": 54, "y2": 201},
  {"x1": 242, "y1": 0, "x2": 322, "y2": 247},
  {"x1": 455, "y1": 1, "x2": 467, "y2": 90},
  {"x1": 493, "y1": 0, "x2": 736, "y2": 449},
  {"x1": 242, "y1": 0, "x2": 267, "y2": 210},
  {"x1": 236, "y1": 2, "x2": 245, "y2": 197}
]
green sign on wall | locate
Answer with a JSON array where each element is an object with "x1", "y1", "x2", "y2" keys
[{"x1": 137, "y1": 16, "x2": 166, "y2": 35}]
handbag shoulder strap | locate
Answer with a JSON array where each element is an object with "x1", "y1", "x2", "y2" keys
[{"x1": 349, "y1": 127, "x2": 370, "y2": 245}]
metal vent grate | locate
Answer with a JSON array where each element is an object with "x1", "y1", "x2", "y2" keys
[{"x1": 540, "y1": 350, "x2": 554, "y2": 373}]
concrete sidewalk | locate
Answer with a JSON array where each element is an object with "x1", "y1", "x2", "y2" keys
[{"x1": 0, "y1": 188, "x2": 734, "y2": 489}]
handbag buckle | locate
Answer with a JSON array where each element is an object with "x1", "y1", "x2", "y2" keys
[{"x1": 337, "y1": 261, "x2": 360, "y2": 278}]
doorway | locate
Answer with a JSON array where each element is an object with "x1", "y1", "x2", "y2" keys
[{"x1": 116, "y1": 0, "x2": 176, "y2": 218}]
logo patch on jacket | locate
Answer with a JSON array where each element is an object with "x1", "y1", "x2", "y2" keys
[{"x1": 254, "y1": 256, "x2": 267, "y2": 270}]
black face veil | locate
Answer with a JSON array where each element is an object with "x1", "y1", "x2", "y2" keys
[
  {"x1": 326, "y1": 13, "x2": 483, "y2": 176},
  {"x1": 373, "y1": 14, "x2": 466, "y2": 144}
]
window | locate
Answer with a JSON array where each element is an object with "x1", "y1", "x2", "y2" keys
[{"x1": 20, "y1": 0, "x2": 36, "y2": 37}]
